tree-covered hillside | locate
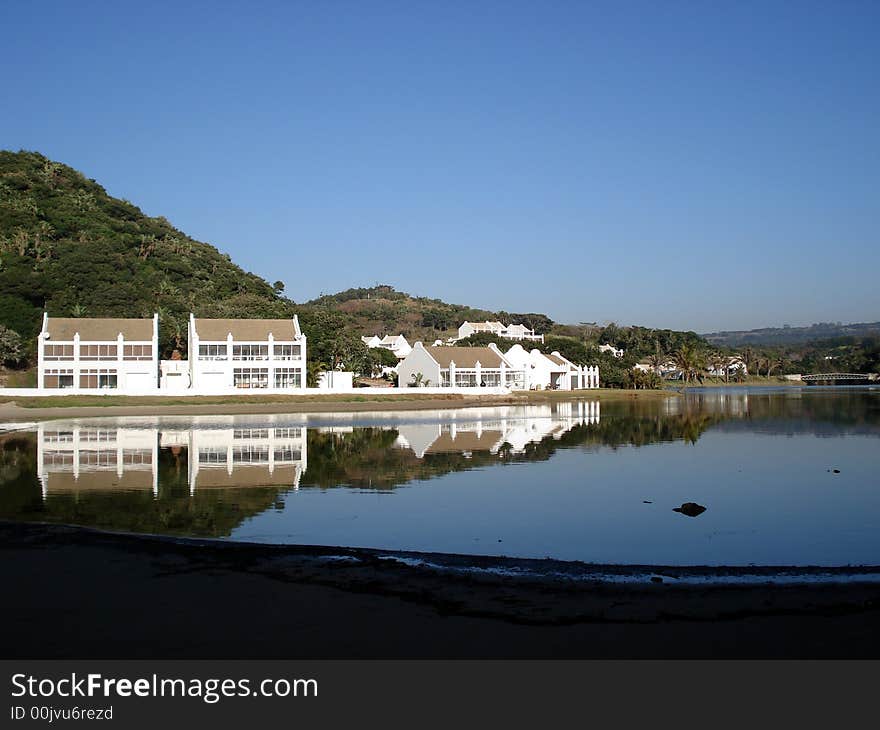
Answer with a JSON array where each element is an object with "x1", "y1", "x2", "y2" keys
[
  {"x1": 0, "y1": 150, "x2": 293, "y2": 357},
  {"x1": 304, "y1": 285, "x2": 555, "y2": 342}
]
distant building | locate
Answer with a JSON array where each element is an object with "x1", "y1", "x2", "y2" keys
[
  {"x1": 37, "y1": 313, "x2": 159, "y2": 393},
  {"x1": 455, "y1": 321, "x2": 544, "y2": 344},
  {"x1": 599, "y1": 344, "x2": 624, "y2": 358},
  {"x1": 187, "y1": 315, "x2": 307, "y2": 391},
  {"x1": 361, "y1": 334, "x2": 412, "y2": 359},
  {"x1": 397, "y1": 342, "x2": 526, "y2": 389}
]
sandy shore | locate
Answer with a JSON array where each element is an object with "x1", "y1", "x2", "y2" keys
[
  {"x1": 0, "y1": 389, "x2": 672, "y2": 422},
  {"x1": 3, "y1": 522, "x2": 878, "y2": 659}
]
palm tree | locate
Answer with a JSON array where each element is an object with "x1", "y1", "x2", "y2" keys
[
  {"x1": 647, "y1": 341, "x2": 666, "y2": 377},
  {"x1": 709, "y1": 351, "x2": 728, "y2": 382},
  {"x1": 674, "y1": 344, "x2": 705, "y2": 387},
  {"x1": 742, "y1": 346, "x2": 756, "y2": 377}
]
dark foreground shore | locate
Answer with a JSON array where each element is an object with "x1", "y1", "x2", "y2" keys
[{"x1": 2, "y1": 522, "x2": 879, "y2": 659}]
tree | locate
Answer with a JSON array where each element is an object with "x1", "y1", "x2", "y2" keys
[
  {"x1": 0, "y1": 325, "x2": 22, "y2": 365},
  {"x1": 673, "y1": 343, "x2": 705, "y2": 387}
]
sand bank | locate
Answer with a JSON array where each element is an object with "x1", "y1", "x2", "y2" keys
[{"x1": 2, "y1": 522, "x2": 878, "y2": 659}]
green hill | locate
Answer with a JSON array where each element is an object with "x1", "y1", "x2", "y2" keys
[{"x1": 0, "y1": 150, "x2": 293, "y2": 357}]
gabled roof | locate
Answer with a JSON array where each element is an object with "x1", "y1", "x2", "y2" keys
[
  {"x1": 426, "y1": 346, "x2": 506, "y2": 369},
  {"x1": 44, "y1": 317, "x2": 154, "y2": 342},
  {"x1": 545, "y1": 353, "x2": 570, "y2": 368},
  {"x1": 193, "y1": 317, "x2": 301, "y2": 341}
]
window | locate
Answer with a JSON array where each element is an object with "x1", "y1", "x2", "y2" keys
[
  {"x1": 233, "y1": 344, "x2": 268, "y2": 360},
  {"x1": 198, "y1": 344, "x2": 227, "y2": 360},
  {"x1": 80, "y1": 430, "x2": 117, "y2": 443},
  {"x1": 123, "y1": 344, "x2": 152, "y2": 360},
  {"x1": 481, "y1": 372, "x2": 501, "y2": 387},
  {"x1": 233, "y1": 445, "x2": 269, "y2": 463},
  {"x1": 80, "y1": 450, "x2": 117, "y2": 467},
  {"x1": 79, "y1": 369, "x2": 118, "y2": 389},
  {"x1": 79, "y1": 344, "x2": 117, "y2": 361},
  {"x1": 233, "y1": 428, "x2": 269, "y2": 440},
  {"x1": 43, "y1": 344, "x2": 74, "y2": 360},
  {"x1": 43, "y1": 430, "x2": 74, "y2": 443},
  {"x1": 274, "y1": 427, "x2": 302, "y2": 440},
  {"x1": 122, "y1": 450, "x2": 153, "y2": 466},
  {"x1": 273, "y1": 344, "x2": 302, "y2": 360},
  {"x1": 455, "y1": 371, "x2": 477, "y2": 387},
  {"x1": 274, "y1": 368, "x2": 302, "y2": 388},
  {"x1": 233, "y1": 368, "x2": 268, "y2": 389},
  {"x1": 199, "y1": 448, "x2": 226, "y2": 464},
  {"x1": 43, "y1": 369, "x2": 74, "y2": 389},
  {"x1": 274, "y1": 447, "x2": 302, "y2": 462}
]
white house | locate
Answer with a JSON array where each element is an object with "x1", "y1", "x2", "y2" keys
[
  {"x1": 599, "y1": 344, "x2": 624, "y2": 358},
  {"x1": 187, "y1": 315, "x2": 307, "y2": 392},
  {"x1": 504, "y1": 344, "x2": 599, "y2": 390},
  {"x1": 37, "y1": 313, "x2": 159, "y2": 393},
  {"x1": 455, "y1": 321, "x2": 544, "y2": 344},
  {"x1": 361, "y1": 334, "x2": 412, "y2": 359},
  {"x1": 397, "y1": 342, "x2": 527, "y2": 389}
]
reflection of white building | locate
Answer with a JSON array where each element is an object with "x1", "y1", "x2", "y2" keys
[
  {"x1": 36, "y1": 424, "x2": 158, "y2": 498},
  {"x1": 504, "y1": 344, "x2": 599, "y2": 390},
  {"x1": 394, "y1": 402, "x2": 600, "y2": 458},
  {"x1": 161, "y1": 423, "x2": 308, "y2": 494}
]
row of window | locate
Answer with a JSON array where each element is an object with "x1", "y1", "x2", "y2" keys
[
  {"x1": 44, "y1": 344, "x2": 153, "y2": 361},
  {"x1": 233, "y1": 368, "x2": 302, "y2": 389},
  {"x1": 198, "y1": 447, "x2": 303, "y2": 464},
  {"x1": 198, "y1": 344, "x2": 302, "y2": 360},
  {"x1": 43, "y1": 368, "x2": 117, "y2": 389}
]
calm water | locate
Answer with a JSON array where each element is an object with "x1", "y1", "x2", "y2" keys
[{"x1": 1, "y1": 387, "x2": 878, "y2": 566}]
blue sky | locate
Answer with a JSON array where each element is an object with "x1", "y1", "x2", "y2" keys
[{"x1": 3, "y1": 0, "x2": 878, "y2": 332}]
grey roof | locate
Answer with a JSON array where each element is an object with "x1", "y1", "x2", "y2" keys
[
  {"x1": 45, "y1": 317, "x2": 153, "y2": 342},
  {"x1": 194, "y1": 318, "x2": 300, "y2": 341},
  {"x1": 427, "y1": 346, "x2": 505, "y2": 368}
]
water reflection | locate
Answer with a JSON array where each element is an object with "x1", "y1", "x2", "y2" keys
[
  {"x1": 3, "y1": 388, "x2": 879, "y2": 565},
  {"x1": 37, "y1": 425, "x2": 159, "y2": 498}
]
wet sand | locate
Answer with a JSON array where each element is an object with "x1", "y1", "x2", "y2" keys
[{"x1": 2, "y1": 522, "x2": 879, "y2": 659}]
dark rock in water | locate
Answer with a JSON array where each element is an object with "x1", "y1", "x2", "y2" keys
[
  {"x1": 832, "y1": 469, "x2": 841, "y2": 474},
  {"x1": 673, "y1": 502, "x2": 707, "y2": 517},
  {"x1": 650, "y1": 576, "x2": 663, "y2": 584},
  {"x1": 643, "y1": 500, "x2": 653, "y2": 504}
]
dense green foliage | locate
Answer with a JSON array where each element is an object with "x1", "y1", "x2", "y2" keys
[{"x1": 0, "y1": 150, "x2": 292, "y2": 357}]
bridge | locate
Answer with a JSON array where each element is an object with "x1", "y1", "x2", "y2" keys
[{"x1": 802, "y1": 373, "x2": 876, "y2": 384}]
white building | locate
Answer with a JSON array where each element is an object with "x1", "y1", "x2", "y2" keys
[
  {"x1": 599, "y1": 344, "x2": 624, "y2": 358},
  {"x1": 361, "y1": 334, "x2": 412, "y2": 359},
  {"x1": 397, "y1": 342, "x2": 527, "y2": 389},
  {"x1": 37, "y1": 313, "x2": 159, "y2": 393},
  {"x1": 455, "y1": 321, "x2": 544, "y2": 344},
  {"x1": 187, "y1": 315, "x2": 307, "y2": 392},
  {"x1": 504, "y1": 344, "x2": 599, "y2": 390}
]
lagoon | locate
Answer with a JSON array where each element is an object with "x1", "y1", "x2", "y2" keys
[{"x1": 1, "y1": 387, "x2": 878, "y2": 566}]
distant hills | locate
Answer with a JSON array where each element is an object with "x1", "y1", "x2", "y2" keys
[{"x1": 703, "y1": 322, "x2": 880, "y2": 348}]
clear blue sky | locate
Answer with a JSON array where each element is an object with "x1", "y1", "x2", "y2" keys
[{"x1": 3, "y1": 0, "x2": 878, "y2": 332}]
